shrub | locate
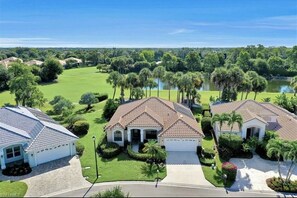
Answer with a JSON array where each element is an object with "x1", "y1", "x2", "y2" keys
[
  {"x1": 76, "y1": 141, "x2": 85, "y2": 156},
  {"x1": 219, "y1": 133, "x2": 242, "y2": 153},
  {"x1": 66, "y1": 114, "x2": 86, "y2": 129},
  {"x1": 102, "y1": 99, "x2": 120, "y2": 121},
  {"x1": 196, "y1": 146, "x2": 202, "y2": 156},
  {"x1": 100, "y1": 142, "x2": 121, "y2": 158},
  {"x1": 127, "y1": 145, "x2": 151, "y2": 161},
  {"x1": 222, "y1": 162, "x2": 237, "y2": 182},
  {"x1": 200, "y1": 157, "x2": 215, "y2": 166},
  {"x1": 203, "y1": 111, "x2": 211, "y2": 117},
  {"x1": 72, "y1": 121, "x2": 90, "y2": 136},
  {"x1": 266, "y1": 177, "x2": 297, "y2": 192},
  {"x1": 218, "y1": 146, "x2": 233, "y2": 161},
  {"x1": 92, "y1": 186, "x2": 129, "y2": 198},
  {"x1": 2, "y1": 163, "x2": 32, "y2": 176},
  {"x1": 202, "y1": 148, "x2": 215, "y2": 158},
  {"x1": 195, "y1": 116, "x2": 201, "y2": 123},
  {"x1": 201, "y1": 117, "x2": 212, "y2": 136}
]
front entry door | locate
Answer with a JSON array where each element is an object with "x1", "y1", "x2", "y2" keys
[
  {"x1": 132, "y1": 130, "x2": 140, "y2": 142},
  {"x1": 246, "y1": 128, "x2": 252, "y2": 139}
]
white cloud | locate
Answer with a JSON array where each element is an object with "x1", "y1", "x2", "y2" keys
[{"x1": 168, "y1": 28, "x2": 194, "y2": 35}]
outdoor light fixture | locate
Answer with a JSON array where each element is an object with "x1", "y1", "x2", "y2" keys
[{"x1": 92, "y1": 136, "x2": 99, "y2": 178}]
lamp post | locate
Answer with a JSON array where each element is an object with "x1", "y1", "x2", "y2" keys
[
  {"x1": 92, "y1": 136, "x2": 99, "y2": 178},
  {"x1": 155, "y1": 169, "x2": 159, "y2": 188}
]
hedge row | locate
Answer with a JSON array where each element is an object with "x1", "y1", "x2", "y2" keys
[
  {"x1": 76, "y1": 141, "x2": 85, "y2": 156},
  {"x1": 93, "y1": 93, "x2": 108, "y2": 102},
  {"x1": 200, "y1": 157, "x2": 215, "y2": 166},
  {"x1": 127, "y1": 145, "x2": 151, "y2": 161}
]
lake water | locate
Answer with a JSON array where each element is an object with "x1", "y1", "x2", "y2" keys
[{"x1": 153, "y1": 78, "x2": 294, "y2": 93}]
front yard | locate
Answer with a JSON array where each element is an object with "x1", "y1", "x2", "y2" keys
[
  {"x1": 77, "y1": 102, "x2": 166, "y2": 183},
  {"x1": 200, "y1": 136, "x2": 233, "y2": 187},
  {"x1": 0, "y1": 181, "x2": 27, "y2": 197}
]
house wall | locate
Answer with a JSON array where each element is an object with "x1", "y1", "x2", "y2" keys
[{"x1": 242, "y1": 119, "x2": 266, "y2": 140}]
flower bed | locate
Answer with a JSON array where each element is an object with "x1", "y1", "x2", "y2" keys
[
  {"x1": 266, "y1": 177, "x2": 297, "y2": 192},
  {"x1": 2, "y1": 163, "x2": 32, "y2": 176},
  {"x1": 222, "y1": 162, "x2": 237, "y2": 181}
]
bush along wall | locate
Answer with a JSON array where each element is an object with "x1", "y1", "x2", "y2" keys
[
  {"x1": 99, "y1": 142, "x2": 121, "y2": 158},
  {"x1": 222, "y1": 162, "x2": 237, "y2": 182}
]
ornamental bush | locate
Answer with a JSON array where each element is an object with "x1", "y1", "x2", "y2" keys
[
  {"x1": 203, "y1": 111, "x2": 211, "y2": 117},
  {"x1": 199, "y1": 157, "x2": 215, "y2": 166},
  {"x1": 2, "y1": 163, "x2": 32, "y2": 176},
  {"x1": 202, "y1": 148, "x2": 215, "y2": 158},
  {"x1": 76, "y1": 141, "x2": 85, "y2": 156},
  {"x1": 100, "y1": 142, "x2": 121, "y2": 158},
  {"x1": 222, "y1": 162, "x2": 237, "y2": 182},
  {"x1": 219, "y1": 133, "x2": 242, "y2": 152},
  {"x1": 201, "y1": 117, "x2": 212, "y2": 136},
  {"x1": 127, "y1": 145, "x2": 151, "y2": 161},
  {"x1": 94, "y1": 93, "x2": 108, "y2": 102},
  {"x1": 72, "y1": 121, "x2": 89, "y2": 136},
  {"x1": 266, "y1": 177, "x2": 297, "y2": 192}
]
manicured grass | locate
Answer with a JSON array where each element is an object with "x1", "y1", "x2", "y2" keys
[
  {"x1": 201, "y1": 136, "x2": 233, "y2": 187},
  {"x1": 0, "y1": 181, "x2": 28, "y2": 197}
]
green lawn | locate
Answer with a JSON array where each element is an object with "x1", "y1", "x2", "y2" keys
[
  {"x1": 201, "y1": 136, "x2": 233, "y2": 187},
  {"x1": 0, "y1": 181, "x2": 28, "y2": 197}
]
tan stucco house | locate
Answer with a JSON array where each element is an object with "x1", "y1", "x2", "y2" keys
[
  {"x1": 105, "y1": 97, "x2": 204, "y2": 152},
  {"x1": 210, "y1": 100, "x2": 297, "y2": 141}
]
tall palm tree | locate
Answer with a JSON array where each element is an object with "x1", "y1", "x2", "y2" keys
[
  {"x1": 143, "y1": 140, "x2": 167, "y2": 162},
  {"x1": 147, "y1": 78, "x2": 157, "y2": 97},
  {"x1": 227, "y1": 111, "x2": 243, "y2": 133},
  {"x1": 179, "y1": 73, "x2": 192, "y2": 106},
  {"x1": 266, "y1": 139, "x2": 285, "y2": 183},
  {"x1": 284, "y1": 141, "x2": 297, "y2": 182},
  {"x1": 211, "y1": 67, "x2": 228, "y2": 98},
  {"x1": 290, "y1": 76, "x2": 297, "y2": 96},
  {"x1": 139, "y1": 68, "x2": 152, "y2": 98},
  {"x1": 237, "y1": 73, "x2": 252, "y2": 100},
  {"x1": 253, "y1": 76, "x2": 267, "y2": 100},
  {"x1": 106, "y1": 71, "x2": 121, "y2": 99},
  {"x1": 174, "y1": 72, "x2": 183, "y2": 103},
  {"x1": 211, "y1": 113, "x2": 230, "y2": 132},
  {"x1": 126, "y1": 72, "x2": 139, "y2": 100},
  {"x1": 153, "y1": 66, "x2": 166, "y2": 97},
  {"x1": 118, "y1": 74, "x2": 128, "y2": 104},
  {"x1": 163, "y1": 71, "x2": 175, "y2": 101}
]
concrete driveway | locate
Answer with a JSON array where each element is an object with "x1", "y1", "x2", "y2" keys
[
  {"x1": 230, "y1": 155, "x2": 297, "y2": 191},
  {"x1": 0, "y1": 156, "x2": 90, "y2": 197},
  {"x1": 161, "y1": 152, "x2": 212, "y2": 186}
]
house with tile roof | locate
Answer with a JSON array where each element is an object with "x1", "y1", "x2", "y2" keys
[
  {"x1": 0, "y1": 57, "x2": 23, "y2": 69},
  {"x1": 105, "y1": 97, "x2": 204, "y2": 152},
  {"x1": 210, "y1": 100, "x2": 297, "y2": 141},
  {"x1": 0, "y1": 106, "x2": 78, "y2": 170}
]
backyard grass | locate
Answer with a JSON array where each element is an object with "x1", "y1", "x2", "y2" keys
[
  {"x1": 0, "y1": 181, "x2": 28, "y2": 197},
  {"x1": 201, "y1": 136, "x2": 233, "y2": 187}
]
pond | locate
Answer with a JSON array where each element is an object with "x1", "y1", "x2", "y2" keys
[{"x1": 152, "y1": 78, "x2": 294, "y2": 93}]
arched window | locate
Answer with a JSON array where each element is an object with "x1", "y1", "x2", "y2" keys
[{"x1": 114, "y1": 131, "x2": 122, "y2": 141}]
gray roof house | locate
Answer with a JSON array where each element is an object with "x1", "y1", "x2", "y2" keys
[{"x1": 0, "y1": 106, "x2": 78, "y2": 170}]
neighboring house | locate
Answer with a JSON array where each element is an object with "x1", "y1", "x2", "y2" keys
[
  {"x1": 210, "y1": 100, "x2": 297, "y2": 141},
  {"x1": 25, "y1": 59, "x2": 44, "y2": 66},
  {"x1": 105, "y1": 97, "x2": 204, "y2": 152},
  {"x1": 59, "y1": 57, "x2": 82, "y2": 66},
  {"x1": 0, "y1": 57, "x2": 23, "y2": 69},
  {"x1": 0, "y1": 106, "x2": 78, "y2": 170}
]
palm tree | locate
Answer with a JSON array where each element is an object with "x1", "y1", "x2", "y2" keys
[
  {"x1": 237, "y1": 74, "x2": 252, "y2": 100},
  {"x1": 266, "y1": 139, "x2": 285, "y2": 183},
  {"x1": 179, "y1": 73, "x2": 192, "y2": 106},
  {"x1": 118, "y1": 74, "x2": 128, "y2": 104},
  {"x1": 227, "y1": 111, "x2": 243, "y2": 133},
  {"x1": 163, "y1": 71, "x2": 175, "y2": 101},
  {"x1": 153, "y1": 66, "x2": 166, "y2": 97},
  {"x1": 290, "y1": 76, "x2": 297, "y2": 96},
  {"x1": 143, "y1": 140, "x2": 167, "y2": 162},
  {"x1": 147, "y1": 78, "x2": 157, "y2": 97},
  {"x1": 139, "y1": 68, "x2": 152, "y2": 98},
  {"x1": 126, "y1": 72, "x2": 139, "y2": 100},
  {"x1": 211, "y1": 113, "x2": 230, "y2": 132},
  {"x1": 211, "y1": 67, "x2": 228, "y2": 98},
  {"x1": 106, "y1": 71, "x2": 121, "y2": 99},
  {"x1": 174, "y1": 72, "x2": 183, "y2": 103},
  {"x1": 253, "y1": 76, "x2": 267, "y2": 100},
  {"x1": 284, "y1": 141, "x2": 297, "y2": 182}
]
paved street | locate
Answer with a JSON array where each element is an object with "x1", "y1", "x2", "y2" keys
[
  {"x1": 162, "y1": 151, "x2": 212, "y2": 186},
  {"x1": 47, "y1": 182, "x2": 295, "y2": 197}
]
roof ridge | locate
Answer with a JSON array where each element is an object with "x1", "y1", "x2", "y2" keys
[
  {"x1": 0, "y1": 123, "x2": 31, "y2": 139},
  {"x1": 25, "y1": 125, "x2": 46, "y2": 151},
  {"x1": 4, "y1": 106, "x2": 39, "y2": 121},
  {"x1": 235, "y1": 100, "x2": 278, "y2": 116},
  {"x1": 154, "y1": 97, "x2": 177, "y2": 113},
  {"x1": 121, "y1": 98, "x2": 150, "y2": 119},
  {"x1": 262, "y1": 102, "x2": 297, "y2": 119},
  {"x1": 126, "y1": 107, "x2": 164, "y2": 127}
]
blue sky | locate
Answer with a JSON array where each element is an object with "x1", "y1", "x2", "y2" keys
[{"x1": 0, "y1": 0, "x2": 296, "y2": 47}]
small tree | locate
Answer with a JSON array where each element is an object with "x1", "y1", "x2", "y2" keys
[
  {"x1": 102, "y1": 99, "x2": 120, "y2": 121},
  {"x1": 50, "y1": 95, "x2": 75, "y2": 116},
  {"x1": 79, "y1": 92, "x2": 98, "y2": 111},
  {"x1": 143, "y1": 140, "x2": 167, "y2": 164}
]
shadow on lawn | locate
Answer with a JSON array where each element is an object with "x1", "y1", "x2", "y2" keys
[
  {"x1": 94, "y1": 117, "x2": 106, "y2": 124},
  {"x1": 75, "y1": 108, "x2": 96, "y2": 114}
]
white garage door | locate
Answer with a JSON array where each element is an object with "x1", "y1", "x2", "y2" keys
[
  {"x1": 164, "y1": 138, "x2": 198, "y2": 152},
  {"x1": 36, "y1": 144, "x2": 71, "y2": 165}
]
